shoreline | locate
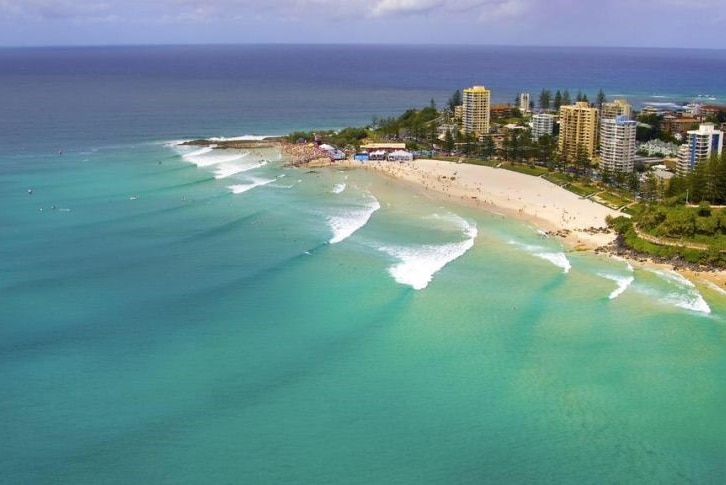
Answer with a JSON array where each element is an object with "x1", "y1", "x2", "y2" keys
[
  {"x1": 313, "y1": 157, "x2": 726, "y2": 290},
  {"x1": 326, "y1": 157, "x2": 619, "y2": 249},
  {"x1": 182, "y1": 138, "x2": 726, "y2": 291}
]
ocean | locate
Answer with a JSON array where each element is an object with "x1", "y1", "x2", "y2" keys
[{"x1": 2, "y1": 44, "x2": 726, "y2": 484}]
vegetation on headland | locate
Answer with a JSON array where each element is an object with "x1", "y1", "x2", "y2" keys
[{"x1": 608, "y1": 151, "x2": 726, "y2": 268}]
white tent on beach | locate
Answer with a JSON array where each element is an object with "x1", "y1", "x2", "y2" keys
[
  {"x1": 369, "y1": 150, "x2": 387, "y2": 160},
  {"x1": 387, "y1": 150, "x2": 413, "y2": 162}
]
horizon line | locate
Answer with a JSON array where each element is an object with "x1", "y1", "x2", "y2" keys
[{"x1": 1, "y1": 41, "x2": 725, "y2": 52}]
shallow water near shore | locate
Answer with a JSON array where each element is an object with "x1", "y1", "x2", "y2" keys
[{"x1": 3, "y1": 45, "x2": 726, "y2": 483}]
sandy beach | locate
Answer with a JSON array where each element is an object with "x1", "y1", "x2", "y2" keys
[
  {"x1": 324, "y1": 158, "x2": 621, "y2": 250},
  {"x1": 310, "y1": 157, "x2": 726, "y2": 290}
]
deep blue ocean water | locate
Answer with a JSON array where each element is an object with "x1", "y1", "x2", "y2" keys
[{"x1": 3, "y1": 45, "x2": 726, "y2": 484}]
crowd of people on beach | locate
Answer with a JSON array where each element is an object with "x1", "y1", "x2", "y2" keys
[{"x1": 280, "y1": 142, "x2": 330, "y2": 166}]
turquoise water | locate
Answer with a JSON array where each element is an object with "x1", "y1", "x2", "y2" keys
[
  {"x1": 3, "y1": 45, "x2": 726, "y2": 483},
  {"x1": 4, "y1": 139, "x2": 726, "y2": 483}
]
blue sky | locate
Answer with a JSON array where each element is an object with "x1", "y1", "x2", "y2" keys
[{"x1": 1, "y1": 0, "x2": 724, "y2": 48}]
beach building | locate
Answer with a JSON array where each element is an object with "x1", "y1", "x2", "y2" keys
[
  {"x1": 518, "y1": 92, "x2": 531, "y2": 113},
  {"x1": 463, "y1": 85, "x2": 491, "y2": 137},
  {"x1": 599, "y1": 115, "x2": 637, "y2": 173},
  {"x1": 600, "y1": 99, "x2": 632, "y2": 120},
  {"x1": 531, "y1": 113, "x2": 555, "y2": 140},
  {"x1": 676, "y1": 123, "x2": 724, "y2": 174},
  {"x1": 387, "y1": 150, "x2": 414, "y2": 162},
  {"x1": 558, "y1": 101, "x2": 599, "y2": 163},
  {"x1": 360, "y1": 143, "x2": 406, "y2": 151},
  {"x1": 490, "y1": 104, "x2": 514, "y2": 119}
]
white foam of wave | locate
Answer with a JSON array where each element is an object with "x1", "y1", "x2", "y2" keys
[
  {"x1": 228, "y1": 177, "x2": 276, "y2": 194},
  {"x1": 181, "y1": 146, "x2": 214, "y2": 158},
  {"x1": 332, "y1": 183, "x2": 347, "y2": 194},
  {"x1": 429, "y1": 212, "x2": 472, "y2": 232},
  {"x1": 214, "y1": 160, "x2": 268, "y2": 179},
  {"x1": 184, "y1": 150, "x2": 251, "y2": 168},
  {"x1": 207, "y1": 135, "x2": 270, "y2": 142},
  {"x1": 705, "y1": 281, "x2": 726, "y2": 296},
  {"x1": 377, "y1": 220, "x2": 478, "y2": 290},
  {"x1": 651, "y1": 270, "x2": 711, "y2": 314},
  {"x1": 328, "y1": 196, "x2": 381, "y2": 244},
  {"x1": 609, "y1": 255, "x2": 636, "y2": 273},
  {"x1": 598, "y1": 273, "x2": 635, "y2": 300},
  {"x1": 509, "y1": 241, "x2": 571, "y2": 273}
]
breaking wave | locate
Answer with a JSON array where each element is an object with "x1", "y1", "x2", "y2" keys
[
  {"x1": 652, "y1": 270, "x2": 711, "y2": 314},
  {"x1": 510, "y1": 241, "x2": 571, "y2": 273},
  {"x1": 214, "y1": 160, "x2": 268, "y2": 179},
  {"x1": 377, "y1": 218, "x2": 477, "y2": 290},
  {"x1": 328, "y1": 196, "x2": 380, "y2": 244},
  {"x1": 228, "y1": 177, "x2": 276, "y2": 194},
  {"x1": 599, "y1": 273, "x2": 635, "y2": 300}
]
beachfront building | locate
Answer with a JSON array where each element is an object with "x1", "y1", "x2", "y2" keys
[
  {"x1": 463, "y1": 85, "x2": 491, "y2": 137},
  {"x1": 531, "y1": 113, "x2": 555, "y2": 140},
  {"x1": 599, "y1": 115, "x2": 637, "y2": 173},
  {"x1": 600, "y1": 99, "x2": 632, "y2": 121},
  {"x1": 676, "y1": 123, "x2": 724, "y2": 174},
  {"x1": 558, "y1": 101, "x2": 599, "y2": 163},
  {"x1": 518, "y1": 92, "x2": 531, "y2": 113},
  {"x1": 387, "y1": 150, "x2": 414, "y2": 162}
]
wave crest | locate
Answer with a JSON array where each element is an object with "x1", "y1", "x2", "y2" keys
[
  {"x1": 378, "y1": 219, "x2": 478, "y2": 290},
  {"x1": 328, "y1": 196, "x2": 381, "y2": 244}
]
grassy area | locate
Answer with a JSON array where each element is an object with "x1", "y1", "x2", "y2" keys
[
  {"x1": 499, "y1": 162, "x2": 549, "y2": 177},
  {"x1": 594, "y1": 191, "x2": 632, "y2": 209}
]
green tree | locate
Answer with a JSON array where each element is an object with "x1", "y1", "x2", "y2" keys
[
  {"x1": 640, "y1": 171, "x2": 660, "y2": 203},
  {"x1": 536, "y1": 134, "x2": 557, "y2": 167},
  {"x1": 539, "y1": 89, "x2": 552, "y2": 111},
  {"x1": 574, "y1": 143, "x2": 590, "y2": 177},
  {"x1": 596, "y1": 88, "x2": 607, "y2": 109},
  {"x1": 562, "y1": 90, "x2": 572, "y2": 106},
  {"x1": 479, "y1": 136, "x2": 496, "y2": 160},
  {"x1": 715, "y1": 151, "x2": 726, "y2": 204},
  {"x1": 554, "y1": 90, "x2": 563, "y2": 111},
  {"x1": 443, "y1": 129, "x2": 455, "y2": 152},
  {"x1": 448, "y1": 90, "x2": 462, "y2": 111}
]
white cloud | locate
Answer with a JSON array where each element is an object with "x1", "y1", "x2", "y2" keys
[
  {"x1": 477, "y1": 0, "x2": 529, "y2": 22},
  {"x1": 370, "y1": 0, "x2": 443, "y2": 17},
  {"x1": 0, "y1": 0, "x2": 533, "y2": 22}
]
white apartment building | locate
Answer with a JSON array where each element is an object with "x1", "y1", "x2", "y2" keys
[
  {"x1": 676, "y1": 123, "x2": 724, "y2": 174},
  {"x1": 518, "y1": 92, "x2": 531, "y2": 113},
  {"x1": 599, "y1": 115, "x2": 637, "y2": 173},
  {"x1": 531, "y1": 113, "x2": 555, "y2": 140}
]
